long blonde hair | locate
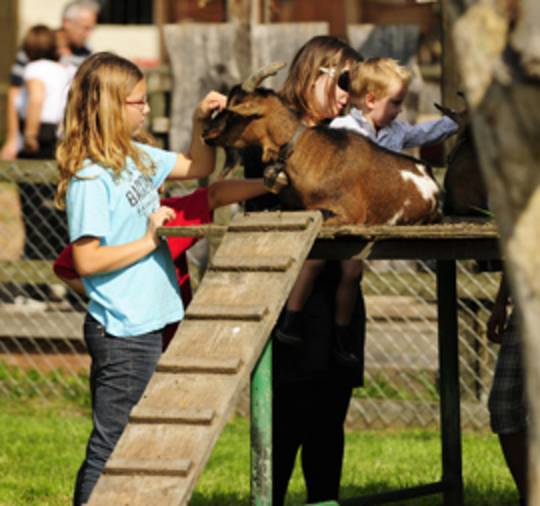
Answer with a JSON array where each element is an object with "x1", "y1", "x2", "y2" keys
[
  {"x1": 280, "y1": 36, "x2": 362, "y2": 123},
  {"x1": 56, "y1": 52, "x2": 155, "y2": 209}
]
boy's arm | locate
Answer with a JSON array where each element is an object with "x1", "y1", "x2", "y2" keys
[
  {"x1": 401, "y1": 116, "x2": 459, "y2": 149},
  {"x1": 207, "y1": 179, "x2": 268, "y2": 210}
]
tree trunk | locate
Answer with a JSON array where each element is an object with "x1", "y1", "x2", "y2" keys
[{"x1": 440, "y1": 0, "x2": 540, "y2": 502}]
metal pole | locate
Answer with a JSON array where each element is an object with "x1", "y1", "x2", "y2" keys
[
  {"x1": 250, "y1": 338, "x2": 273, "y2": 506},
  {"x1": 436, "y1": 260, "x2": 464, "y2": 506}
]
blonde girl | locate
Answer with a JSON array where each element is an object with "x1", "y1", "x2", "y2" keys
[{"x1": 56, "y1": 52, "x2": 226, "y2": 505}]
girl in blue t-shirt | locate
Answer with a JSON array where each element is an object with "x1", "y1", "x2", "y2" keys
[{"x1": 54, "y1": 51, "x2": 229, "y2": 505}]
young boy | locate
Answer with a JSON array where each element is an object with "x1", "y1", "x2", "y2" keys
[
  {"x1": 331, "y1": 57, "x2": 458, "y2": 151},
  {"x1": 277, "y1": 57, "x2": 459, "y2": 365}
]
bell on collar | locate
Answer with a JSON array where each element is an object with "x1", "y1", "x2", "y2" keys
[{"x1": 263, "y1": 163, "x2": 289, "y2": 194}]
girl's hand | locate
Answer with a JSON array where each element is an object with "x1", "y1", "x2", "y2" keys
[
  {"x1": 146, "y1": 206, "x2": 176, "y2": 247},
  {"x1": 194, "y1": 91, "x2": 227, "y2": 121}
]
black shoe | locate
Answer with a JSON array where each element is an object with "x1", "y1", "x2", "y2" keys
[
  {"x1": 275, "y1": 309, "x2": 303, "y2": 347},
  {"x1": 275, "y1": 328, "x2": 303, "y2": 347},
  {"x1": 333, "y1": 325, "x2": 360, "y2": 367}
]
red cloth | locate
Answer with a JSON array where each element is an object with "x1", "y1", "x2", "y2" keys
[{"x1": 53, "y1": 188, "x2": 212, "y2": 349}]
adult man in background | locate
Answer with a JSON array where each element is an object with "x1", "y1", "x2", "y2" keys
[{"x1": 1, "y1": 0, "x2": 99, "y2": 160}]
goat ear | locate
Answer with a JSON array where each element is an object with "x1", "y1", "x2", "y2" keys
[{"x1": 228, "y1": 102, "x2": 265, "y2": 118}]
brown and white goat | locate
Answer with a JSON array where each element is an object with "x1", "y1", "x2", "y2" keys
[{"x1": 203, "y1": 64, "x2": 441, "y2": 226}]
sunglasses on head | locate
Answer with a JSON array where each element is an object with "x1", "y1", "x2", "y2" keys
[{"x1": 319, "y1": 67, "x2": 351, "y2": 92}]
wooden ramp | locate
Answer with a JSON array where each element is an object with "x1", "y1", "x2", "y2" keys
[{"x1": 87, "y1": 211, "x2": 323, "y2": 506}]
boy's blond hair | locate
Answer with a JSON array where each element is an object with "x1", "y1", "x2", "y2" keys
[{"x1": 351, "y1": 57, "x2": 412, "y2": 101}]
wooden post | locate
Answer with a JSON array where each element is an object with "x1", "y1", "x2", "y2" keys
[
  {"x1": 153, "y1": 0, "x2": 170, "y2": 63},
  {"x1": 250, "y1": 339, "x2": 273, "y2": 506},
  {"x1": 227, "y1": 0, "x2": 253, "y2": 23},
  {"x1": 0, "y1": 0, "x2": 18, "y2": 142},
  {"x1": 436, "y1": 260, "x2": 464, "y2": 506},
  {"x1": 0, "y1": 0, "x2": 17, "y2": 82}
]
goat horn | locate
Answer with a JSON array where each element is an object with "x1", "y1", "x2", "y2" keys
[{"x1": 241, "y1": 61, "x2": 287, "y2": 93}]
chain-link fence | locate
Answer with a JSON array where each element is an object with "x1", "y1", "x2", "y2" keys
[{"x1": 0, "y1": 160, "x2": 501, "y2": 428}]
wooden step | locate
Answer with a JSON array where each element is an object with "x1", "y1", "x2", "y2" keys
[
  {"x1": 209, "y1": 255, "x2": 293, "y2": 272},
  {"x1": 227, "y1": 212, "x2": 317, "y2": 232},
  {"x1": 157, "y1": 356, "x2": 242, "y2": 374},
  {"x1": 129, "y1": 407, "x2": 215, "y2": 425},
  {"x1": 105, "y1": 458, "x2": 192, "y2": 477},
  {"x1": 185, "y1": 303, "x2": 268, "y2": 321}
]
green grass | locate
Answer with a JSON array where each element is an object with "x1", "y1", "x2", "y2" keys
[
  {"x1": 354, "y1": 371, "x2": 440, "y2": 402},
  {"x1": 0, "y1": 399, "x2": 518, "y2": 506},
  {"x1": 0, "y1": 363, "x2": 89, "y2": 406}
]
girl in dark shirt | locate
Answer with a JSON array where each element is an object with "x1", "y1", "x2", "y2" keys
[{"x1": 244, "y1": 35, "x2": 365, "y2": 505}]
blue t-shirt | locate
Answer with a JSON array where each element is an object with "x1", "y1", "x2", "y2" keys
[{"x1": 66, "y1": 143, "x2": 184, "y2": 337}]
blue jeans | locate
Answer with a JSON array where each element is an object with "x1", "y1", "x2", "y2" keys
[{"x1": 73, "y1": 314, "x2": 162, "y2": 506}]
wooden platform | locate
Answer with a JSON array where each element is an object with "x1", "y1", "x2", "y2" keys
[{"x1": 87, "y1": 211, "x2": 323, "y2": 506}]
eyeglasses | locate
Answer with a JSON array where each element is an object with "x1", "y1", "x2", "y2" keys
[
  {"x1": 319, "y1": 67, "x2": 351, "y2": 92},
  {"x1": 125, "y1": 97, "x2": 148, "y2": 110}
]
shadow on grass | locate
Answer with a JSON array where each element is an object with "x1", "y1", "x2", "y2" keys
[
  {"x1": 190, "y1": 491, "x2": 250, "y2": 505},
  {"x1": 190, "y1": 483, "x2": 518, "y2": 506},
  {"x1": 338, "y1": 481, "x2": 518, "y2": 506}
]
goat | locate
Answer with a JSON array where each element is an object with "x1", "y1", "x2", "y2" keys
[
  {"x1": 435, "y1": 99, "x2": 489, "y2": 216},
  {"x1": 203, "y1": 63, "x2": 441, "y2": 226}
]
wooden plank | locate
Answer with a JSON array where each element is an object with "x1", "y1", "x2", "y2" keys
[
  {"x1": 87, "y1": 476, "x2": 186, "y2": 506},
  {"x1": 0, "y1": 309, "x2": 84, "y2": 340},
  {"x1": 88, "y1": 211, "x2": 325, "y2": 505},
  {"x1": 159, "y1": 217, "x2": 499, "y2": 241},
  {"x1": 0, "y1": 160, "x2": 58, "y2": 183},
  {"x1": 129, "y1": 407, "x2": 215, "y2": 425},
  {"x1": 156, "y1": 356, "x2": 242, "y2": 374},
  {"x1": 318, "y1": 221, "x2": 499, "y2": 240},
  {"x1": 105, "y1": 458, "x2": 192, "y2": 477},
  {"x1": 0, "y1": 259, "x2": 56, "y2": 284},
  {"x1": 159, "y1": 224, "x2": 226, "y2": 239},
  {"x1": 134, "y1": 373, "x2": 239, "y2": 421},
  {"x1": 185, "y1": 303, "x2": 268, "y2": 321},
  {"x1": 227, "y1": 212, "x2": 317, "y2": 231},
  {"x1": 213, "y1": 233, "x2": 314, "y2": 265},
  {"x1": 209, "y1": 255, "x2": 293, "y2": 272}
]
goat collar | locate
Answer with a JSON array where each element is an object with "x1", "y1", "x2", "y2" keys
[{"x1": 278, "y1": 124, "x2": 306, "y2": 163}]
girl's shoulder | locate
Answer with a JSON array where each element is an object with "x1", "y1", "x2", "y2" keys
[
  {"x1": 133, "y1": 141, "x2": 171, "y2": 159},
  {"x1": 73, "y1": 161, "x2": 112, "y2": 182}
]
